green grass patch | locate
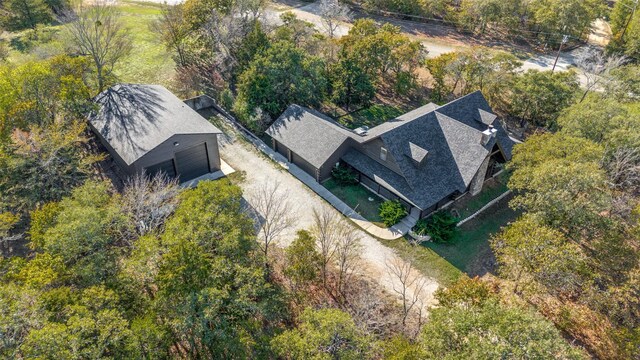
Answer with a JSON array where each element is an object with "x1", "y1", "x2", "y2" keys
[
  {"x1": 423, "y1": 195, "x2": 519, "y2": 277},
  {"x1": 337, "y1": 104, "x2": 406, "y2": 129},
  {"x1": 450, "y1": 171, "x2": 510, "y2": 219},
  {"x1": 2, "y1": 2, "x2": 175, "y2": 90},
  {"x1": 114, "y1": 2, "x2": 176, "y2": 89},
  {"x1": 3, "y1": 25, "x2": 66, "y2": 64},
  {"x1": 323, "y1": 178, "x2": 386, "y2": 227},
  {"x1": 381, "y1": 237, "x2": 463, "y2": 287}
]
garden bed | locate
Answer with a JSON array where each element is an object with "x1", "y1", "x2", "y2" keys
[{"x1": 323, "y1": 179, "x2": 386, "y2": 227}]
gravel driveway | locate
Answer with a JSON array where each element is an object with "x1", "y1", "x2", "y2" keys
[{"x1": 216, "y1": 122, "x2": 440, "y2": 308}]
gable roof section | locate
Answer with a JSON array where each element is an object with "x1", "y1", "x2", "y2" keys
[
  {"x1": 405, "y1": 142, "x2": 429, "y2": 164},
  {"x1": 266, "y1": 91, "x2": 515, "y2": 210},
  {"x1": 266, "y1": 105, "x2": 354, "y2": 168},
  {"x1": 363, "y1": 102, "x2": 439, "y2": 139},
  {"x1": 433, "y1": 91, "x2": 513, "y2": 158},
  {"x1": 89, "y1": 84, "x2": 221, "y2": 165}
]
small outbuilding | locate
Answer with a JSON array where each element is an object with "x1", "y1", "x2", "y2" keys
[{"x1": 89, "y1": 84, "x2": 222, "y2": 182}]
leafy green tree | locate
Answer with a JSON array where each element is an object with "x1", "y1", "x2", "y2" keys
[
  {"x1": 425, "y1": 52, "x2": 458, "y2": 102},
  {"x1": 528, "y1": 0, "x2": 604, "y2": 45},
  {"x1": 610, "y1": 0, "x2": 636, "y2": 36},
  {"x1": 21, "y1": 286, "x2": 134, "y2": 359},
  {"x1": 233, "y1": 20, "x2": 270, "y2": 76},
  {"x1": 607, "y1": 65, "x2": 640, "y2": 101},
  {"x1": 415, "y1": 210, "x2": 458, "y2": 243},
  {"x1": 424, "y1": 48, "x2": 521, "y2": 107},
  {"x1": 340, "y1": 19, "x2": 423, "y2": 92},
  {"x1": 508, "y1": 69, "x2": 578, "y2": 128},
  {"x1": 458, "y1": 0, "x2": 524, "y2": 34},
  {"x1": 0, "y1": 212, "x2": 19, "y2": 239},
  {"x1": 607, "y1": 0, "x2": 640, "y2": 58},
  {"x1": 419, "y1": 277, "x2": 586, "y2": 359},
  {"x1": 381, "y1": 335, "x2": 422, "y2": 360},
  {"x1": 163, "y1": 180, "x2": 255, "y2": 259},
  {"x1": 492, "y1": 214, "x2": 588, "y2": 296},
  {"x1": 622, "y1": 13, "x2": 640, "y2": 60},
  {"x1": 152, "y1": 180, "x2": 286, "y2": 358},
  {"x1": 0, "y1": 121, "x2": 101, "y2": 215},
  {"x1": 0, "y1": 42, "x2": 8, "y2": 62},
  {"x1": 284, "y1": 230, "x2": 321, "y2": 288},
  {"x1": 0, "y1": 282, "x2": 44, "y2": 357},
  {"x1": 0, "y1": 55, "x2": 94, "y2": 135},
  {"x1": 507, "y1": 133, "x2": 610, "y2": 236},
  {"x1": 153, "y1": 3, "x2": 192, "y2": 67},
  {"x1": 182, "y1": 0, "x2": 235, "y2": 29},
  {"x1": 271, "y1": 308, "x2": 372, "y2": 360},
  {"x1": 558, "y1": 93, "x2": 640, "y2": 149},
  {"x1": 235, "y1": 40, "x2": 326, "y2": 124},
  {"x1": 329, "y1": 51, "x2": 375, "y2": 111},
  {"x1": 0, "y1": 0, "x2": 53, "y2": 31},
  {"x1": 273, "y1": 12, "x2": 319, "y2": 51},
  {"x1": 27, "y1": 181, "x2": 124, "y2": 286}
]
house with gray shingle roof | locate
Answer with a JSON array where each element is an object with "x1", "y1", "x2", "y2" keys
[{"x1": 266, "y1": 91, "x2": 514, "y2": 218}]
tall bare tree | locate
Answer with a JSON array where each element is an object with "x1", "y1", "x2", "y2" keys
[
  {"x1": 576, "y1": 48, "x2": 627, "y2": 102},
  {"x1": 318, "y1": 0, "x2": 350, "y2": 39},
  {"x1": 311, "y1": 206, "x2": 341, "y2": 288},
  {"x1": 249, "y1": 181, "x2": 295, "y2": 270},
  {"x1": 119, "y1": 172, "x2": 180, "y2": 242},
  {"x1": 385, "y1": 256, "x2": 429, "y2": 328},
  {"x1": 606, "y1": 146, "x2": 640, "y2": 192},
  {"x1": 152, "y1": 4, "x2": 191, "y2": 67},
  {"x1": 334, "y1": 222, "x2": 361, "y2": 296},
  {"x1": 68, "y1": 2, "x2": 132, "y2": 91}
]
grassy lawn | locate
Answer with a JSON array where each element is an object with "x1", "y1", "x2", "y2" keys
[
  {"x1": 323, "y1": 178, "x2": 386, "y2": 227},
  {"x1": 3, "y1": 25, "x2": 66, "y2": 64},
  {"x1": 2, "y1": 1, "x2": 175, "y2": 90},
  {"x1": 336, "y1": 104, "x2": 406, "y2": 129},
  {"x1": 115, "y1": 1, "x2": 176, "y2": 90},
  {"x1": 382, "y1": 237, "x2": 464, "y2": 286},
  {"x1": 423, "y1": 195, "x2": 519, "y2": 277},
  {"x1": 449, "y1": 171, "x2": 510, "y2": 219}
]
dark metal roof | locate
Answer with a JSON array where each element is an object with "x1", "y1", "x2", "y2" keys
[{"x1": 89, "y1": 84, "x2": 221, "y2": 165}]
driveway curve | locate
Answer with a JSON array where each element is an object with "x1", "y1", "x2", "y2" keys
[{"x1": 215, "y1": 119, "x2": 440, "y2": 308}]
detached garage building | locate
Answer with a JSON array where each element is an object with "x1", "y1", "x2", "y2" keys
[{"x1": 89, "y1": 84, "x2": 222, "y2": 182}]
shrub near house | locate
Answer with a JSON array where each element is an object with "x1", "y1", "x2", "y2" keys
[
  {"x1": 331, "y1": 165, "x2": 359, "y2": 185},
  {"x1": 415, "y1": 210, "x2": 458, "y2": 243},
  {"x1": 379, "y1": 200, "x2": 407, "y2": 227}
]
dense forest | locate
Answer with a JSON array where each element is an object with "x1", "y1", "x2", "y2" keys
[{"x1": 1, "y1": 0, "x2": 639, "y2": 358}]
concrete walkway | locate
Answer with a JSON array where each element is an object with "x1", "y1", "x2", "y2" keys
[{"x1": 231, "y1": 120, "x2": 417, "y2": 240}]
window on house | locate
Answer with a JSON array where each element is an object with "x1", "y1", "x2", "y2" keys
[{"x1": 380, "y1": 147, "x2": 387, "y2": 161}]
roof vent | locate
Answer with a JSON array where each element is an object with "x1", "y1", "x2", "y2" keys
[
  {"x1": 481, "y1": 125, "x2": 498, "y2": 146},
  {"x1": 354, "y1": 126, "x2": 369, "y2": 136}
]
